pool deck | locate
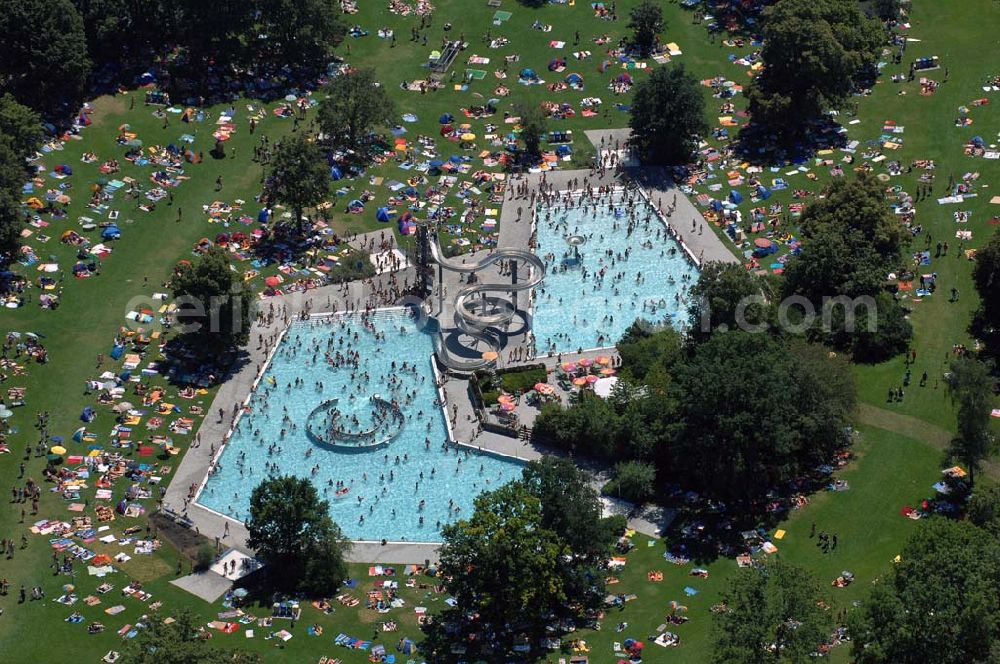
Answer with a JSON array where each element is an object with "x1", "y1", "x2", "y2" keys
[{"x1": 165, "y1": 142, "x2": 729, "y2": 566}]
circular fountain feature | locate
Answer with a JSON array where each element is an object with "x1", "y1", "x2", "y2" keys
[
  {"x1": 304, "y1": 395, "x2": 405, "y2": 452},
  {"x1": 563, "y1": 234, "x2": 587, "y2": 266}
]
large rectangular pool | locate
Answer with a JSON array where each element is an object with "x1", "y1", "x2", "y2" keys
[
  {"x1": 533, "y1": 191, "x2": 700, "y2": 353},
  {"x1": 196, "y1": 309, "x2": 524, "y2": 542}
]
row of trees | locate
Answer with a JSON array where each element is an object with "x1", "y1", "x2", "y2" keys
[
  {"x1": 0, "y1": 0, "x2": 346, "y2": 117},
  {"x1": 0, "y1": 95, "x2": 42, "y2": 265},
  {"x1": 534, "y1": 314, "x2": 857, "y2": 513}
]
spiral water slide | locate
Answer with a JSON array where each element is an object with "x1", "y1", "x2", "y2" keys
[{"x1": 428, "y1": 234, "x2": 544, "y2": 373}]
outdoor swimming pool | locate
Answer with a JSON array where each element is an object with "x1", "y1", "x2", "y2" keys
[
  {"x1": 196, "y1": 309, "x2": 524, "y2": 542},
  {"x1": 532, "y1": 191, "x2": 700, "y2": 353}
]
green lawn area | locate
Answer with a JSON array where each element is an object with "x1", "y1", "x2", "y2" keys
[{"x1": 0, "y1": 0, "x2": 996, "y2": 660}]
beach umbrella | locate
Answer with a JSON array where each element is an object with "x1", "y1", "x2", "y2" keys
[
  {"x1": 461, "y1": 133, "x2": 476, "y2": 141},
  {"x1": 560, "y1": 362, "x2": 577, "y2": 372},
  {"x1": 596, "y1": 355, "x2": 611, "y2": 365},
  {"x1": 600, "y1": 368, "x2": 616, "y2": 376},
  {"x1": 63, "y1": 584, "x2": 75, "y2": 593},
  {"x1": 0, "y1": 407, "x2": 12, "y2": 419},
  {"x1": 481, "y1": 351, "x2": 498, "y2": 361},
  {"x1": 578, "y1": 358, "x2": 594, "y2": 367},
  {"x1": 113, "y1": 402, "x2": 134, "y2": 414},
  {"x1": 50, "y1": 445, "x2": 67, "y2": 455},
  {"x1": 572, "y1": 377, "x2": 588, "y2": 386},
  {"x1": 264, "y1": 275, "x2": 281, "y2": 287},
  {"x1": 51, "y1": 436, "x2": 64, "y2": 443},
  {"x1": 586, "y1": 374, "x2": 599, "y2": 384},
  {"x1": 429, "y1": 159, "x2": 445, "y2": 168}
]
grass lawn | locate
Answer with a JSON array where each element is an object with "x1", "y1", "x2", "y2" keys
[{"x1": 0, "y1": 0, "x2": 996, "y2": 660}]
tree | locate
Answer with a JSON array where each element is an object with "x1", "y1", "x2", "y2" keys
[
  {"x1": 671, "y1": 332, "x2": 855, "y2": 510},
  {"x1": 258, "y1": 0, "x2": 345, "y2": 65},
  {"x1": 616, "y1": 322, "x2": 683, "y2": 381},
  {"x1": 628, "y1": 64, "x2": 708, "y2": 166},
  {"x1": 971, "y1": 231, "x2": 1000, "y2": 360},
  {"x1": 872, "y1": 0, "x2": 902, "y2": 21},
  {"x1": 628, "y1": 1, "x2": 665, "y2": 57},
  {"x1": 267, "y1": 134, "x2": 330, "y2": 234},
  {"x1": 172, "y1": 247, "x2": 254, "y2": 353},
  {"x1": 122, "y1": 608, "x2": 261, "y2": 663},
  {"x1": 946, "y1": 357, "x2": 997, "y2": 486},
  {"x1": 851, "y1": 518, "x2": 1000, "y2": 664},
  {"x1": 688, "y1": 261, "x2": 770, "y2": 340},
  {"x1": 435, "y1": 482, "x2": 567, "y2": 657},
  {"x1": 71, "y1": 0, "x2": 135, "y2": 60},
  {"x1": 516, "y1": 102, "x2": 547, "y2": 162},
  {"x1": 782, "y1": 174, "x2": 911, "y2": 361},
  {"x1": 605, "y1": 460, "x2": 656, "y2": 503},
  {"x1": 744, "y1": 0, "x2": 883, "y2": 137},
  {"x1": 0, "y1": 193, "x2": 25, "y2": 266},
  {"x1": 318, "y1": 69, "x2": 396, "y2": 157},
  {"x1": 521, "y1": 456, "x2": 621, "y2": 608},
  {"x1": 0, "y1": 0, "x2": 91, "y2": 116},
  {"x1": 969, "y1": 484, "x2": 1000, "y2": 539},
  {"x1": 245, "y1": 476, "x2": 350, "y2": 596},
  {"x1": 0, "y1": 94, "x2": 42, "y2": 162},
  {"x1": 714, "y1": 560, "x2": 831, "y2": 664}
]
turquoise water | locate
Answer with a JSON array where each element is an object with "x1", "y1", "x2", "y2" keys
[
  {"x1": 533, "y1": 192, "x2": 700, "y2": 353},
  {"x1": 196, "y1": 309, "x2": 523, "y2": 542}
]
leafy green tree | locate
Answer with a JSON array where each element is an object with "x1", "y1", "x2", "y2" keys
[
  {"x1": 267, "y1": 134, "x2": 330, "y2": 234},
  {"x1": 516, "y1": 102, "x2": 547, "y2": 161},
  {"x1": 0, "y1": 193, "x2": 24, "y2": 266},
  {"x1": 671, "y1": 333, "x2": 855, "y2": 510},
  {"x1": 0, "y1": 95, "x2": 42, "y2": 162},
  {"x1": 0, "y1": 0, "x2": 91, "y2": 115},
  {"x1": 689, "y1": 261, "x2": 770, "y2": 340},
  {"x1": 605, "y1": 460, "x2": 656, "y2": 503},
  {"x1": 180, "y1": 0, "x2": 255, "y2": 64},
  {"x1": 533, "y1": 392, "x2": 620, "y2": 458},
  {"x1": 436, "y1": 482, "x2": 567, "y2": 656},
  {"x1": 850, "y1": 518, "x2": 1000, "y2": 664},
  {"x1": 745, "y1": 0, "x2": 883, "y2": 137},
  {"x1": 946, "y1": 357, "x2": 997, "y2": 486},
  {"x1": 628, "y1": 63, "x2": 708, "y2": 166},
  {"x1": 246, "y1": 476, "x2": 350, "y2": 597},
  {"x1": 71, "y1": 0, "x2": 135, "y2": 59},
  {"x1": 968, "y1": 484, "x2": 1000, "y2": 539},
  {"x1": 872, "y1": 0, "x2": 902, "y2": 21},
  {"x1": 971, "y1": 231, "x2": 1000, "y2": 360},
  {"x1": 172, "y1": 247, "x2": 255, "y2": 353},
  {"x1": 259, "y1": 0, "x2": 344, "y2": 64},
  {"x1": 121, "y1": 608, "x2": 262, "y2": 663},
  {"x1": 521, "y1": 456, "x2": 620, "y2": 609},
  {"x1": 628, "y1": 0, "x2": 665, "y2": 57},
  {"x1": 714, "y1": 560, "x2": 832, "y2": 664},
  {"x1": 783, "y1": 174, "x2": 911, "y2": 361},
  {"x1": 318, "y1": 69, "x2": 396, "y2": 157},
  {"x1": 616, "y1": 322, "x2": 683, "y2": 381}
]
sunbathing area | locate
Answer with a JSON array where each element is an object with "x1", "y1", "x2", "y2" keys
[{"x1": 0, "y1": 0, "x2": 997, "y2": 663}]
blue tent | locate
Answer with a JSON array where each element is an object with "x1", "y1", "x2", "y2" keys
[
  {"x1": 556, "y1": 145, "x2": 572, "y2": 156},
  {"x1": 81, "y1": 407, "x2": 95, "y2": 422},
  {"x1": 449, "y1": 155, "x2": 462, "y2": 163},
  {"x1": 520, "y1": 68, "x2": 537, "y2": 80},
  {"x1": 429, "y1": 159, "x2": 444, "y2": 168},
  {"x1": 729, "y1": 190, "x2": 744, "y2": 204},
  {"x1": 109, "y1": 344, "x2": 124, "y2": 360},
  {"x1": 101, "y1": 225, "x2": 121, "y2": 240},
  {"x1": 330, "y1": 165, "x2": 343, "y2": 180},
  {"x1": 709, "y1": 199, "x2": 724, "y2": 211},
  {"x1": 565, "y1": 73, "x2": 583, "y2": 85},
  {"x1": 438, "y1": 113, "x2": 453, "y2": 124},
  {"x1": 756, "y1": 185, "x2": 771, "y2": 200},
  {"x1": 376, "y1": 207, "x2": 392, "y2": 222},
  {"x1": 72, "y1": 427, "x2": 86, "y2": 443},
  {"x1": 257, "y1": 209, "x2": 270, "y2": 223}
]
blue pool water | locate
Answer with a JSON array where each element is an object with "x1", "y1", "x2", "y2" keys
[
  {"x1": 533, "y1": 191, "x2": 700, "y2": 353},
  {"x1": 196, "y1": 309, "x2": 524, "y2": 542}
]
